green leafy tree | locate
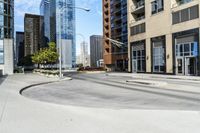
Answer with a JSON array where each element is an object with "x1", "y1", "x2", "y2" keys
[{"x1": 32, "y1": 42, "x2": 59, "y2": 69}]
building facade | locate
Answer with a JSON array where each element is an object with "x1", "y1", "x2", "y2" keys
[
  {"x1": 0, "y1": 0, "x2": 14, "y2": 75},
  {"x1": 16, "y1": 32, "x2": 24, "y2": 65},
  {"x1": 128, "y1": 0, "x2": 200, "y2": 76},
  {"x1": 24, "y1": 14, "x2": 44, "y2": 56},
  {"x1": 90, "y1": 35, "x2": 103, "y2": 67},
  {"x1": 40, "y1": 0, "x2": 76, "y2": 69},
  {"x1": 103, "y1": 0, "x2": 128, "y2": 72},
  {"x1": 40, "y1": 0, "x2": 50, "y2": 44},
  {"x1": 80, "y1": 41, "x2": 89, "y2": 67}
]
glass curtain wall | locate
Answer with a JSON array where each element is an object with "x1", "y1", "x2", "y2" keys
[
  {"x1": 56, "y1": 0, "x2": 76, "y2": 67},
  {"x1": 0, "y1": 0, "x2": 14, "y2": 64},
  {"x1": 40, "y1": 0, "x2": 50, "y2": 43}
]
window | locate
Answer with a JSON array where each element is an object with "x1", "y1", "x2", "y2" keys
[
  {"x1": 151, "y1": 0, "x2": 164, "y2": 15},
  {"x1": 190, "y1": 5, "x2": 199, "y2": 20},
  {"x1": 132, "y1": 41, "x2": 146, "y2": 72},
  {"x1": 132, "y1": 50, "x2": 146, "y2": 72},
  {"x1": 152, "y1": 39, "x2": 165, "y2": 73},
  {"x1": 0, "y1": 2, "x2": 3, "y2": 14},
  {"x1": 172, "y1": 5, "x2": 199, "y2": 24},
  {"x1": 176, "y1": 42, "x2": 198, "y2": 57},
  {"x1": 130, "y1": 23, "x2": 145, "y2": 35},
  {"x1": 181, "y1": 8, "x2": 189, "y2": 22}
]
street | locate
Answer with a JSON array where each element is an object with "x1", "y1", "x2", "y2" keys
[
  {"x1": 1, "y1": 73, "x2": 200, "y2": 133},
  {"x1": 22, "y1": 73, "x2": 200, "y2": 110}
]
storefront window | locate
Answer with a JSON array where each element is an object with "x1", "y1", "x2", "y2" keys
[
  {"x1": 132, "y1": 50, "x2": 145, "y2": 72},
  {"x1": 176, "y1": 42, "x2": 198, "y2": 57},
  {"x1": 153, "y1": 41, "x2": 165, "y2": 73}
]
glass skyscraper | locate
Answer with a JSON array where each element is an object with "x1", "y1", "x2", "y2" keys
[
  {"x1": 40, "y1": 0, "x2": 50, "y2": 43},
  {"x1": 0, "y1": 0, "x2": 14, "y2": 75},
  {"x1": 0, "y1": 0, "x2": 14, "y2": 64},
  {"x1": 40, "y1": 0, "x2": 76, "y2": 68}
]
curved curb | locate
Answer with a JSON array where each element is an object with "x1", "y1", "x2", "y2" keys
[
  {"x1": 19, "y1": 81, "x2": 58, "y2": 95},
  {"x1": 19, "y1": 77, "x2": 72, "y2": 95}
]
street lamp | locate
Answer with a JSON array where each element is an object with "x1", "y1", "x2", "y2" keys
[
  {"x1": 105, "y1": 37, "x2": 124, "y2": 48},
  {"x1": 105, "y1": 37, "x2": 127, "y2": 71},
  {"x1": 77, "y1": 33, "x2": 86, "y2": 43},
  {"x1": 58, "y1": 3, "x2": 90, "y2": 79}
]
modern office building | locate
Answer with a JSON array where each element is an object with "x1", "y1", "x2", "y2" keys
[
  {"x1": 103, "y1": 0, "x2": 128, "y2": 71},
  {"x1": 90, "y1": 35, "x2": 103, "y2": 67},
  {"x1": 16, "y1": 32, "x2": 24, "y2": 65},
  {"x1": 40, "y1": 0, "x2": 50, "y2": 43},
  {"x1": 128, "y1": 0, "x2": 200, "y2": 76},
  {"x1": 24, "y1": 14, "x2": 44, "y2": 56},
  {"x1": 80, "y1": 41, "x2": 89, "y2": 67},
  {"x1": 0, "y1": 0, "x2": 14, "y2": 75},
  {"x1": 40, "y1": 0, "x2": 76, "y2": 68}
]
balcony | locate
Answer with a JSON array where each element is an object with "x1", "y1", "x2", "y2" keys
[
  {"x1": 135, "y1": 15, "x2": 145, "y2": 21},
  {"x1": 131, "y1": 0, "x2": 145, "y2": 14},
  {"x1": 172, "y1": 0, "x2": 193, "y2": 8}
]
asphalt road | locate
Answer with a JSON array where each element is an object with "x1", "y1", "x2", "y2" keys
[{"x1": 22, "y1": 73, "x2": 200, "y2": 110}]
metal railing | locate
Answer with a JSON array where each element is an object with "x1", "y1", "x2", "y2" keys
[
  {"x1": 135, "y1": 16, "x2": 145, "y2": 21},
  {"x1": 172, "y1": 0, "x2": 193, "y2": 8}
]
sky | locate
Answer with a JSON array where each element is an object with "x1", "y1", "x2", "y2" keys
[{"x1": 15, "y1": 0, "x2": 103, "y2": 55}]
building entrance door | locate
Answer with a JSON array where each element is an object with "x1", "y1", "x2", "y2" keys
[
  {"x1": 185, "y1": 57, "x2": 196, "y2": 76},
  {"x1": 176, "y1": 58, "x2": 184, "y2": 75},
  {"x1": 175, "y1": 42, "x2": 198, "y2": 76},
  {"x1": 132, "y1": 60, "x2": 137, "y2": 73},
  {"x1": 176, "y1": 57, "x2": 197, "y2": 76}
]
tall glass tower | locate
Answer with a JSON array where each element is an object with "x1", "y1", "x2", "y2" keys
[
  {"x1": 40, "y1": 0, "x2": 76, "y2": 68},
  {"x1": 0, "y1": 0, "x2": 14, "y2": 75},
  {"x1": 40, "y1": 0, "x2": 50, "y2": 43}
]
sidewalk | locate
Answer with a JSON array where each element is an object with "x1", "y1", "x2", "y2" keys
[
  {"x1": 108, "y1": 72, "x2": 200, "y2": 81},
  {"x1": 0, "y1": 73, "x2": 200, "y2": 133}
]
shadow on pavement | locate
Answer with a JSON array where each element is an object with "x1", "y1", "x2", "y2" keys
[{"x1": 0, "y1": 75, "x2": 7, "y2": 85}]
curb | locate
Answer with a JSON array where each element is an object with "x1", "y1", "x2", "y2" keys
[
  {"x1": 19, "y1": 77, "x2": 72, "y2": 95},
  {"x1": 78, "y1": 71, "x2": 106, "y2": 74},
  {"x1": 126, "y1": 80, "x2": 167, "y2": 87},
  {"x1": 19, "y1": 81, "x2": 58, "y2": 95}
]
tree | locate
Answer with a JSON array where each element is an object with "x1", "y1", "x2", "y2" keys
[
  {"x1": 18, "y1": 55, "x2": 33, "y2": 66},
  {"x1": 32, "y1": 42, "x2": 59, "y2": 69},
  {"x1": 46, "y1": 42, "x2": 58, "y2": 65}
]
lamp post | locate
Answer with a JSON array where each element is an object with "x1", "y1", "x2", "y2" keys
[
  {"x1": 58, "y1": 3, "x2": 90, "y2": 79},
  {"x1": 105, "y1": 37, "x2": 127, "y2": 71}
]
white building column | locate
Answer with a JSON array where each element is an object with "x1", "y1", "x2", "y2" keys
[{"x1": 3, "y1": 39, "x2": 14, "y2": 75}]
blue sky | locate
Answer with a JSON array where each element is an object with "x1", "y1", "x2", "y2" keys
[{"x1": 15, "y1": 0, "x2": 103, "y2": 55}]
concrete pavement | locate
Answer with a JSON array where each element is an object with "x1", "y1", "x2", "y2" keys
[
  {"x1": 1, "y1": 73, "x2": 200, "y2": 133},
  {"x1": 23, "y1": 73, "x2": 200, "y2": 110}
]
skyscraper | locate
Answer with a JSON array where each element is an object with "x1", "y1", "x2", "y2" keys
[
  {"x1": 24, "y1": 14, "x2": 44, "y2": 56},
  {"x1": 80, "y1": 41, "x2": 89, "y2": 67},
  {"x1": 16, "y1": 32, "x2": 24, "y2": 65},
  {"x1": 40, "y1": 0, "x2": 76, "y2": 69},
  {"x1": 40, "y1": 0, "x2": 50, "y2": 43},
  {"x1": 0, "y1": 0, "x2": 14, "y2": 75},
  {"x1": 103, "y1": 0, "x2": 128, "y2": 72},
  {"x1": 90, "y1": 35, "x2": 103, "y2": 67}
]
